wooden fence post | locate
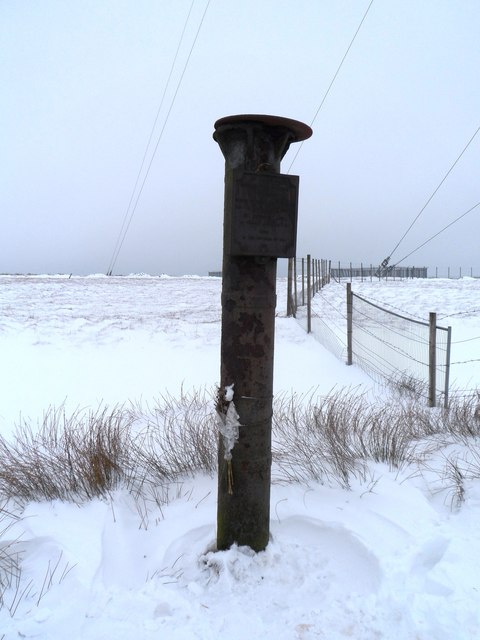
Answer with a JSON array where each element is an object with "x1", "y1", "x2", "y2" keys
[
  {"x1": 307, "y1": 254, "x2": 312, "y2": 333},
  {"x1": 428, "y1": 312, "x2": 437, "y2": 408},
  {"x1": 444, "y1": 326, "x2": 452, "y2": 408},
  {"x1": 293, "y1": 258, "x2": 298, "y2": 316},
  {"x1": 302, "y1": 258, "x2": 305, "y2": 306},
  {"x1": 287, "y1": 258, "x2": 294, "y2": 317},
  {"x1": 347, "y1": 282, "x2": 353, "y2": 365}
]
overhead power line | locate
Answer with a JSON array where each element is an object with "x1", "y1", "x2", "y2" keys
[
  {"x1": 106, "y1": 0, "x2": 196, "y2": 277},
  {"x1": 106, "y1": 0, "x2": 211, "y2": 276},
  {"x1": 394, "y1": 199, "x2": 480, "y2": 265},
  {"x1": 287, "y1": 0, "x2": 375, "y2": 174},
  {"x1": 380, "y1": 124, "x2": 480, "y2": 270}
]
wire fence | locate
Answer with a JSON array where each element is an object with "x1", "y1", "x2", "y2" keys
[
  {"x1": 288, "y1": 256, "x2": 452, "y2": 407},
  {"x1": 348, "y1": 289, "x2": 451, "y2": 407},
  {"x1": 430, "y1": 266, "x2": 480, "y2": 279},
  {"x1": 289, "y1": 257, "x2": 347, "y2": 361}
]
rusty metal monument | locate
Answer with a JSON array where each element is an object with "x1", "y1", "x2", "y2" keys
[{"x1": 213, "y1": 114, "x2": 312, "y2": 552}]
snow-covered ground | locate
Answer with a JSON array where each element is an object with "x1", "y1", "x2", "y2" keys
[{"x1": 0, "y1": 274, "x2": 479, "y2": 639}]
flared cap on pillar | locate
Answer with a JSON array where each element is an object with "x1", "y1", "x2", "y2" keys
[
  {"x1": 213, "y1": 114, "x2": 312, "y2": 170},
  {"x1": 213, "y1": 114, "x2": 312, "y2": 143}
]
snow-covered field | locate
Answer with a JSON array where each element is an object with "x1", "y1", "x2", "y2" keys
[{"x1": 0, "y1": 274, "x2": 479, "y2": 639}]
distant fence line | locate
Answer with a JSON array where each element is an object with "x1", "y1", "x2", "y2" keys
[
  {"x1": 288, "y1": 256, "x2": 346, "y2": 364},
  {"x1": 332, "y1": 264, "x2": 427, "y2": 281},
  {"x1": 430, "y1": 266, "x2": 480, "y2": 279},
  {"x1": 288, "y1": 256, "x2": 452, "y2": 407},
  {"x1": 211, "y1": 264, "x2": 480, "y2": 281},
  {"x1": 287, "y1": 257, "x2": 331, "y2": 319},
  {"x1": 326, "y1": 262, "x2": 479, "y2": 281}
]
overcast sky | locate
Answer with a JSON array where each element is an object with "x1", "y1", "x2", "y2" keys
[{"x1": 2, "y1": 0, "x2": 479, "y2": 276}]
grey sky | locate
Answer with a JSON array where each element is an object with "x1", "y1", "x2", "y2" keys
[{"x1": 1, "y1": 0, "x2": 479, "y2": 276}]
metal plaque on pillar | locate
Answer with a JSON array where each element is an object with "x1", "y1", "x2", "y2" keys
[{"x1": 228, "y1": 169, "x2": 299, "y2": 258}]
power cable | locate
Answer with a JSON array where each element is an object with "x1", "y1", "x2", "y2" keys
[
  {"x1": 107, "y1": 0, "x2": 211, "y2": 276},
  {"x1": 106, "y1": 0, "x2": 196, "y2": 277},
  {"x1": 394, "y1": 199, "x2": 480, "y2": 265},
  {"x1": 452, "y1": 335, "x2": 480, "y2": 344},
  {"x1": 380, "y1": 124, "x2": 480, "y2": 270},
  {"x1": 287, "y1": 0, "x2": 375, "y2": 174}
]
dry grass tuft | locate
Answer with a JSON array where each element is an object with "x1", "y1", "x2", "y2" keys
[
  {"x1": 127, "y1": 389, "x2": 218, "y2": 499},
  {"x1": 272, "y1": 387, "x2": 480, "y2": 488},
  {"x1": 0, "y1": 405, "x2": 132, "y2": 502},
  {"x1": 2, "y1": 386, "x2": 480, "y2": 618},
  {"x1": 0, "y1": 386, "x2": 478, "y2": 503},
  {"x1": 0, "y1": 390, "x2": 218, "y2": 506},
  {"x1": 1, "y1": 386, "x2": 480, "y2": 614}
]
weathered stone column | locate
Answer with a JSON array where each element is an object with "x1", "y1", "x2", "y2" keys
[{"x1": 213, "y1": 115, "x2": 312, "y2": 551}]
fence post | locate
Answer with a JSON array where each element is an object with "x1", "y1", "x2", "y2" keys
[
  {"x1": 428, "y1": 312, "x2": 437, "y2": 408},
  {"x1": 444, "y1": 326, "x2": 452, "y2": 408},
  {"x1": 287, "y1": 257, "x2": 294, "y2": 317},
  {"x1": 302, "y1": 258, "x2": 305, "y2": 306},
  {"x1": 293, "y1": 258, "x2": 298, "y2": 316},
  {"x1": 307, "y1": 254, "x2": 312, "y2": 333},
  {"x1": 347, "y1": 282, "x2": 353, "y2": 365}
]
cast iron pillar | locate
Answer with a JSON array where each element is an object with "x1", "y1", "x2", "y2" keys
[{"x1": 213, "y1": 114, "x2": 312, "y2": 551}]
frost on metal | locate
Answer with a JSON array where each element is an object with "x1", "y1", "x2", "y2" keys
[{"x1": 217, "y1": 384, "x2": 240, "y2": 461}]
